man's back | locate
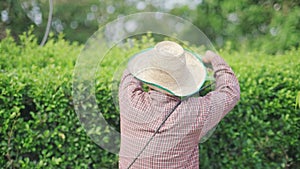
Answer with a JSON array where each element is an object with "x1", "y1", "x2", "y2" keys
[{"x1": 118, "y1": 48, "x2": 240, "y2": 168}]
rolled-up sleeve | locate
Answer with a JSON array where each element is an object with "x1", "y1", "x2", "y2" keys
[
  {"x1": 189, "y1": 52, "x2": 240, "y2": 137},
  {"x1": 209, "y1": 52, "x2": 240, "y2": 116}
]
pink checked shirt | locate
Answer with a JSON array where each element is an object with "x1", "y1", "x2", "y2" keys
[{"x1": 118, "y1": 54, "x2": 240, "y2": 169}]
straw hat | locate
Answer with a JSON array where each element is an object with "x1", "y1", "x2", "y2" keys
[{"x1": 128, "y1": 41, "x2": 206, "y2": 97}]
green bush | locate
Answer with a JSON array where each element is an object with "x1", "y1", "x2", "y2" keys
[
  {"x1": 199, "y1": 46, "x2": 300, "y2": 168},
  {"x1": 0, "y1": 31, "x2": 299, "y2": 168},
  {"x1": 0, "y1": 31, "x2": 118, "y2": 169}
]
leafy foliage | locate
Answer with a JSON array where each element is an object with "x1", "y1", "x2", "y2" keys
[
  {"x1": 0, "y1": 31, "x2": 299, "y2": 168},
  {"x1": 199, "y1": 46, "x2": 300, "y2": 168},
  {"x1": 0, "y1": 31, "x2": 118, "y2": 169},
  {"x1": 1, "y1": 0, "x2": 299, "y2": 53}
]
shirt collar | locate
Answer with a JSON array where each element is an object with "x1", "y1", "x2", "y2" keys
[{"x1": 149, "y1": 89, "x2": 180, "y2": 104}]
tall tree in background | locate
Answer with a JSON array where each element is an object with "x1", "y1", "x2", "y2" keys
[{"x1": 1, "y1": 0, "x2": 299, "y2": 53}]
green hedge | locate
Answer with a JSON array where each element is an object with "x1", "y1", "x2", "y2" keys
[
  {"x1": 199, "y1": 46, "x2": 300, "y2": 168},
  {"x1": 0, "y1": 31, "x2": 299, "y2": 168}
]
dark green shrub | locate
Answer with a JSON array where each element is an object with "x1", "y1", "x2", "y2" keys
[
  {"x1": 199, "y1": 48, "x2": 300, "y2": 168},
  {"x1": 0, "y1": 31, "x2": 118, "y2": 169},
  {"x1": 0, "y1": 31, "x2": 299, "y2": 168}
]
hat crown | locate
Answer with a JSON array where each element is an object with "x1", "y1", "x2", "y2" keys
[
  {"x1": 155, "y1": 41, "x2": 184, "y2": 58},
  {"x1": 152, "y1": 41, "x2": 186, "y2": 72}
]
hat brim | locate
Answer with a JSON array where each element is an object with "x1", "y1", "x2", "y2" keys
[{"x1": 128, "y1": 48, "x2": 207, "y2": 97}]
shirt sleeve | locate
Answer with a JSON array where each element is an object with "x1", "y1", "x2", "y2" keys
[
  {"x1": 118, "y1": 69, "x2": 151, "y2": 112},
  {"x1": 189, "y1": 53, "x2": 240, "y2": 137}
]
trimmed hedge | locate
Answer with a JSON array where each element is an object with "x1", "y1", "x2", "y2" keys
[
  {"x1": 199, "y1": 46, "x2": 300, "y2": 168},
  {"x1": 0, "y1": 31, "x2": 118, "y2": 169},
  {"x1": 0, "y1": 31, "x2": 299, "y2": 168}
]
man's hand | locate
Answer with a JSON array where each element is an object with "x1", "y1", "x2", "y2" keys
[{"x1": 201, "y1": 50, "x2": 218, "y2": 64}]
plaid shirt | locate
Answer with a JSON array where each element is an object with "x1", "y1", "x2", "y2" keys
[{"x1": 118, "y1": 55, "x2": 240, "y2": 169}]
